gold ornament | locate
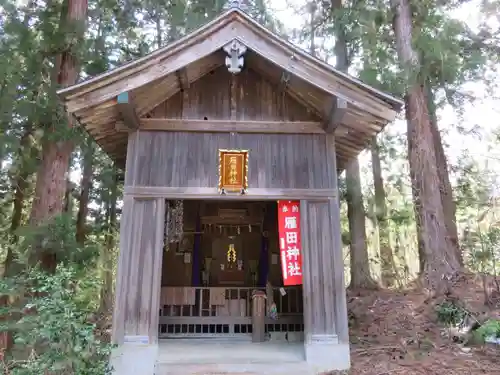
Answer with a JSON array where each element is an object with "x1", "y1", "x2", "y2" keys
[{"x1": 227, "y1": 243, "x2": 237, "y2": 263}]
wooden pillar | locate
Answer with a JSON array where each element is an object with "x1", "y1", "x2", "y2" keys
[
  {"x1": 300, "y1": 134, "x2": 350, "y2": 372},
  {"x1": 300, "y1": 200, "x2": 313, "y2": 340},
  {"x1": 326, "y1": 133, "x2": 350, "y2": 344},
  {"x1": 111, "y1": 196, "x2": 165, "y2": 375},
  {"x1": 301, "y1": 200, "x2": 338, "y2": 341}
]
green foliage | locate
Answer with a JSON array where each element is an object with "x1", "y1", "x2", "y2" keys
[
  {"x1": 476, "y1": 319, "x2": 500, "y2": 339},
  {"x1": 454, "y1": 149, "x2": 500, "y2": 272},
  {"x1": 435, "y1": 301, "x2": 467, "y2": 326},
  {"x1": 14, "y1": 214, "x2": 100, "y2": 270},
  {"x1": 463, "y1": 226, "x2": 500, "y2": 275},
  {"x1": 0, "y1": 266, "x2": 113, "y2": 375}
]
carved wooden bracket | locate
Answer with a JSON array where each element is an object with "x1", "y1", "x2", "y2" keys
[
  {"x1": 223, "y1": 40, "x2": 247, "y2": 74},
  {"x1": 325, "y1": 97, "x2": 348, "y2": 133},
  {"x1": 117, "y1": 92, "x2": 140, "y2": 129}
]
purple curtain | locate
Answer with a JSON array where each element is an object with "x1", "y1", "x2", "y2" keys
[
  {"x1": 191, "y1": 211, "x2": 202, "y2": 286},
  {"x1": 258, "y1": 234, "x2": 269, "y2": 287}
]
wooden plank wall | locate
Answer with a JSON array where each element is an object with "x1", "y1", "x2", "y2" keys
[
  {"x1": 299, "y1": 134, "x2": 349, "y2": 343},
  {"x1": 146, "y1": 66, "x2": 320, "y2": 121},
  {"x1": 300, "y1": 199, "x2": 345, "y2": 342},
  {"x1": 112, "y1": 197, "x2": 165, "y2": 344},
  {"x1": 125, "y1": 132, "x2": 331, "y2": 189},
  {"x1": 123, "y1": 64, "x2": 332, "y2": 191}
]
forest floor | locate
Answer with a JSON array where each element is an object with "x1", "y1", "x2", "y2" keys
[{"x1": 343, "y1": 274, "x2": 500, "y2": 375}]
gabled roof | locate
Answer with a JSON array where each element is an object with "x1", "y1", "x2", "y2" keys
[{"x1": 58, "y1": 7, "x2": 403, "y2": 167}]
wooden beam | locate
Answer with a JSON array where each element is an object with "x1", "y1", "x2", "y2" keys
[
  {"x1": 232, "y1": 22, "x2": 397, "y2": 122},
  {"x1": 175, "y1": 68, "x2": 190, "y2": 90},
  {"x1": 124, "y1": 186, "x2": 335, "y2": 201},
  {"x1": 325, "y1": 97, "x2": 348, "y2": 133},
  {"x1": 135, "y1": 55, "x2": 224, "y2": 117},
  {"x1": 176, "y1": 68, "x2": 190, "y2": 117},
  {"x1": 117, "y1": 92, "x2": 140, "y2": 129},
  {"x1": 246, "y1": 57, "x2": 325, "y2": 120},
  {"x1": 122, "y1": 119, "x2": 326, "y2": 134},
  {"x1": 64, "y1": 22, "x2": 238, "y2": 113},
  {"x1": 278, "y1": 69, "x2": 290, "y2": 92}
]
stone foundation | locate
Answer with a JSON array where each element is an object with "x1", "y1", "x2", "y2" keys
[
  {"x1": 305, "y1": 336, "x2": 350, "y2": 373},
  {"x1": 110, "y1": 343, "x2": 158, "y2": 375},
  {"x1": 111, "y1": 339, "x2": 350, "y2": 375}
]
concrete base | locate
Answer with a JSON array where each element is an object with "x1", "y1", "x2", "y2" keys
[
  {"x1": 110, "y1": 343, "x2": 158, "y2": 375},
  {"x1": 268, "y1": 331, "x2": 305, "y2": 342},
  {"x1": 156, "y1": 361, "x2": 314, "y2": 375},
  {"x1": 156, "y1": 340, "x2": 308, "y2": 375},
  {"x1": 155, "y1": 338, "x2": 350, "y2": 375},
  {"x1": 305, "y1": 338, "x2": 350, "y2": 373},
  {"x1": 157, "y1": 339, "x2": 305, "y2": 364},
  {"x1": 287, "y1": 332, "x2": 305, "y2": 342},
  {"x1": 109, "y1": 339, "x2": 350, "y2": 375}
]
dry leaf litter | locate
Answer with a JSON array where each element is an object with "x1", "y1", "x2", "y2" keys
[{"x1": 333, "y1": 273, "x2": 500, "y2": 375}]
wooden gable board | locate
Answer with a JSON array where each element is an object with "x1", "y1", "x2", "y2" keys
[{"x1": 57, "y1": 8, "x2": 402, "y2": 122}]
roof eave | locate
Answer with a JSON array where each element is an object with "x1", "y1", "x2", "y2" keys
[
  {"x1": 57, "y1": 7, "x2": 403, "y2": 114},
  {"x1": 228, "y1": 11, "x2": 403, "y2": 111},
  {"x1": 56, "y1": 8, "x2": 239, "y2": 98}
]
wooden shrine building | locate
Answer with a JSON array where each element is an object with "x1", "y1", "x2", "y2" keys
[{"x1": 57, "y1": 6, "x2": 402, "y2": 375}]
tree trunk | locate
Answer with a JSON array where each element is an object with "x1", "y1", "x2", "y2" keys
[
  {"x1": 331, "y1": 0, "x2": 349, "y2": 71},
  {"x1": 76, "y1": 138, "x2": 94, "y2": 244},
  {"x1": 308, "y1": 2, "x2": 317, "y2": 56},
  {"x1": 391, "y1": 0, "x2": 461, "y2": 292},
  {"x1": 424, "y1": 83, "x2": 462, "y2": 266},
  {"x1": 410, "y1": 163, "x2": 426, "y2": 274},
  {"x1": 99, "y1": 167, "x2": 118, "y2": 316},
  {"x1": 0, "y1": 127, "x2": 37, "y2": 354},
  {"x1": 155, "y1": 10, "x2": 162, "y2": 48},
  {"x1": 64, "y1": 178, "x2": 73, "y2": 213},
  {"x1": 346, "y1": 158, "x2": 378, "y2": 289},
  {"x1": 331, "y1": 0, "x2": 376, "y2": 288},
  {"x1": 10, "y1": 130, "x2": 36, "y2": 244},
  {"x1": 6, "y1": 130, "x2": 37, "y2": 270},
  {"x1": 371, "y1": 137, "x2": 398, "y2": 287},
  {"x1": 28, "y1": 0, "x2": 88, "y2": 272}
]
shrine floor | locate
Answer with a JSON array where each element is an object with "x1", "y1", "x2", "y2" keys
[{"x1": 155, "y1": 338, "x2": 314, "y2": 375}]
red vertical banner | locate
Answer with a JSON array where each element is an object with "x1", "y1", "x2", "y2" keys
[{"x1": 277, "y1": 200, "x2": 303, "y2": 286}]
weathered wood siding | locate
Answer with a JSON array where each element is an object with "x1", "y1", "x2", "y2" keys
[
  {"x1": 124, "y1": 64, "x2": 332, "y2": 191},
  {"x1": 112, "y1": 197, "x2": 165, "y2": 344},
  {"x1": 300, "y1": 135, "x2": 349, "y2": 344},
  {"x1": 146, "y1": 66, "x2": 321, "y2": 122},
  {"x1": 125, "y1": 132, "x2": 331, "y2": 189}
]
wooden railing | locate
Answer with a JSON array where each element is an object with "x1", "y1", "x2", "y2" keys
[{"x1": 158, "y1": 286, "x2": 303, "y2": 338}]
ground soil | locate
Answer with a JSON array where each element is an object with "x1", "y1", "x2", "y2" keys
[{"x1": 341, "y1": 273, "x2": 500, "y2": 375}]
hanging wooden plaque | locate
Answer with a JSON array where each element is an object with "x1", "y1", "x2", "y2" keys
[{"x1": 218, "y1": 149, "x2": 249, "y2": 193}]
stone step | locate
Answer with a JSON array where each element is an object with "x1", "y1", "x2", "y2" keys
[
  {"x1": 155, "y1": 362, "x2": 314, "y2": 375},
  {"x1": 157, "y1": 340, "x2": 305, "y2": 365},
  {"x1": 157, "y1": 355, "x2": 305, "y2": 365},
  {"x1": 155, "y1": 339, "x2": 313, "y2": 375}
]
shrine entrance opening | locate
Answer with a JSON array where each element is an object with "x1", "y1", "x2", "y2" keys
[{"x1": 158, "y1": 199, "x2": 304, "y2": 341}]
